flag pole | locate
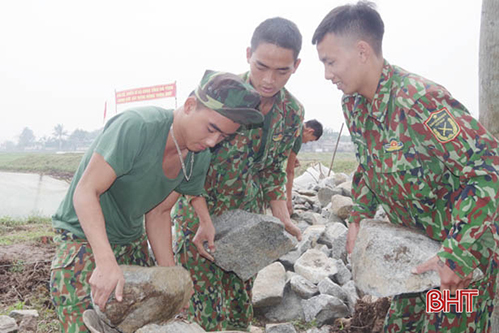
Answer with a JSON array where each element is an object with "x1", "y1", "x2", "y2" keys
[
  {"x1": 114, "y1": 89, "x2": 118, "y2": 114},
  {"x1": 174, "y1": 81, "x2": 177, "y2": 108},
  {"x1": 327, "y1": 123, "x2": 344, "y2": 177}
]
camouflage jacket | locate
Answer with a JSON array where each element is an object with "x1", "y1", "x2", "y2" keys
[
  {"x1": 203, "y1": 72, "x2": 304, "y2": 215},
  {"x1": 344, "y1": 60, "x2": 499, "y2": 278}
]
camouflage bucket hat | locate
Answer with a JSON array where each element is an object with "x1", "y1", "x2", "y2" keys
[{"x1": 195, "y1": 70, "x2": 263, "y2": 125}]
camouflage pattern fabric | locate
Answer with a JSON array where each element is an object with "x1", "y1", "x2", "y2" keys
[
  {"x1": 50, "y1": 230, "x2": 153, "y2": 333},
  {"x1": 175, "y1": 200, "x2": 254, "y2": 332},
  {"x1": 174, "y1": 71, "x2": 304, "y2": 331},
  {"x1": 384, "y1": 254, "x2": 497, "y2": 332},
  {"x1": 342, "y1": 60, "x2": 499, "y2": 332}
]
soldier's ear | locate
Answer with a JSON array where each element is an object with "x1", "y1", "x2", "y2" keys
[
  {"x1": 357, "y1": 41, "x2": 371, "y2": 63},
  {"x1": 184, "y1": 96, "x2": 197, "y2": 114}
]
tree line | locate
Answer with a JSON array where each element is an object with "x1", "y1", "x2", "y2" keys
[{"x1": 1, "y1": 125, "x2": 102, "y2": 152}]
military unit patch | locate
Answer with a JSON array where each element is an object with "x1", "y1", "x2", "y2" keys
[
  {"x1": 424, "y1": 107, "x2": 461, "y2": 143},
  {"x1": 384, "y1": 139, "x2": 403, "y2": 152}
]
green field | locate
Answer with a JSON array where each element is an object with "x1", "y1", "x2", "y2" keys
[
  {"x1": 296, "y1": 151, "x2": 357, "y2": 176},
  {"x1": 0, "y1": 152, "x2": 83, "y2": 180},
  {"x1": 0, "y1": 151, "x2": 358, "y2": 179}
]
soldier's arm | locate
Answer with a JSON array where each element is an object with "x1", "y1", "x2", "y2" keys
[
  {"x1": 73, "y1": 152, "x2": 122, "y2": 310},
  {"x1": 145, "y1": 191, "x2": 180, "y2": 267},
  {"x1": 285, "y1": 151, "x2": 298, "y2": 215},
  {"x1": 345, "y1": 166, "x2": 379, "y2": 253},
  {"x1": 411, "y1": 91, "x2": 499, "y2": 278}
]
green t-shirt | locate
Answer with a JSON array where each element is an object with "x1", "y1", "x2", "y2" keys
[{"x1": 52, "y1": 106, "x2": 211, "y2": 245}]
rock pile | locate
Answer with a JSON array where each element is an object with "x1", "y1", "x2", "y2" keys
[{"x1": 252, "y1": 167, "x2": 361, "y2": 330}]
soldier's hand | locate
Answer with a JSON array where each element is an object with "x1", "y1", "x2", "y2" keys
[
  {"x1": 284, "y1": 222, "x2": 302, "y2": 242},
  {"x1": 89, "y1": 262, "x2": 125, "y2": 310},
  {"x1": 346, "y1": 221, "x2": 360, "y2": 254},
  {"x1": 412, "y1": 256, "x2": 473, "y2": 295},
  {"x1": 193, "y1": 222, "x2": 216, "y2": 261}
]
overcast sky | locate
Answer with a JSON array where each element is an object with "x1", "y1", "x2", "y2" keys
[{"x1": 0, "y1": 0, "x2": 482, "y2": 144}]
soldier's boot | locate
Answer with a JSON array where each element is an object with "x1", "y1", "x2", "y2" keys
[{"x1": 82, "y1": 310, "x2": 121, "y2": 333}]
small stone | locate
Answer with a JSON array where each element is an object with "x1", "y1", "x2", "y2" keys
[
  {"x1": 294, "y1": 249, "x2": 338, "y2": 284},
  {"x1": 265, "y1": 322, "x2": 297, "y2": 333},
  {"x1": 8, "y1": 310, "x2": 39, "y2": 325},
  {"x1": 253, "y1": 262, "x2": 286, "y2": 308},
  {"x1": 301, "y1": 294, "x2": 350, "y2": 326},
  {"x1": 289, "y1": 275, "x2": 319, "y2": 299},
  {"x1": 330, "y1": 195, "x2": 353, "y2": 220},
  {"x1": 0, "y1": 315, "x2": 18, "y2": 333}
]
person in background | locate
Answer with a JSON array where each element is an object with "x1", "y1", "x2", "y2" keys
[
  {"x1": 49, "y1": 70, "x2": 263, "y2": 333},
  {"x1": 285, "y1": 119, "x2": 323, "y2": 215},
  {"x1": 173, "y1": 17, "x2": 304, "y2": 331},
  {"x1": 312, "y1": 1, "x2": 499, "y2": 332}
]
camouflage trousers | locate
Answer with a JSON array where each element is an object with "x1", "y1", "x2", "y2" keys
[
  {"x1": 174, "y1": 209, "x2": 254, "y2": 332},
  {"x1": 384, "y1": 252, "x2": 498, "y2": 332},
  {"x1": 50, "y1": 230, "x2": 153, "y2": 333}
]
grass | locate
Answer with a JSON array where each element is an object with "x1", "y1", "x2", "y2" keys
[
  {"x1": 0, "y1": 152, "x2": 82, "y2": 180},
  {"x1": 296, "y1": 151, "x2": 357, "y2": 176},
  {"x1": 0, "y1": 216, "x2": 55, "y2": 245}
]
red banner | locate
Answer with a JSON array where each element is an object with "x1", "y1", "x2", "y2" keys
[{"x1": 115, "y1": 82, "x2": 176, "y2": 105}]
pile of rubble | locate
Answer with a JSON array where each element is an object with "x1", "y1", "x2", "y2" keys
[{"x1": 251, "y1": 165, "x2": 362, "y2": 332}]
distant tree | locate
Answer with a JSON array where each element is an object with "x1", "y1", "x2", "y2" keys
[
  {"x1": 18, "y1": 127, "x2": 36, "y2": 150},
  {"x1": 1, "y1": 140, "x2": 16, "y2": 151},
  {"x1": 53, "y1": 124, "x2": 68, "y2": 151},
  {"x1": 68, "y1": 129, "x2": 88, "y2": 150}
]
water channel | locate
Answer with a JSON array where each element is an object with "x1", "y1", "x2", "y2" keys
[{"x1": 0, "y1": 171, "x2": 70, "y2": 218}]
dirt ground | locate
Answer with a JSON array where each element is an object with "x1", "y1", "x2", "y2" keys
[
  {"x1": 0, "y1": 242, "x2": 54, "y2": 305},
  {"x1": 0, "y1": 241, "x2": 389, "y2": 333}
]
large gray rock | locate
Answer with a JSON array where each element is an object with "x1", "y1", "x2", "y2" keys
[
  {"x1": 301, "y1": 294, "x2": 350, "y2": 326},
  {"x1": 212, "y1": 210, "x2": 297, "y2": 281},
  {"x1": 294, "y1": 249, "x2": 338, "y2": 284},
  {"x1": 253, "y1": 262, "x2": 286, "y2": 308},
  {"x1": 351, "y1": 219, "x2": 442, "y2": 297},
  {"x1": 93, "y1": 265, "x2": 192, "y2": 333}
]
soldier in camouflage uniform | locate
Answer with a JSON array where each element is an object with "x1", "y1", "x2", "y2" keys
[
  {"x1": 49, "y1": 70, "x2": 262, "y2": 333},
  {"x1": 313, "y1": 2, "x2": 499, "y2": 332},
  {"x1": 173, "y1": 17, "x2": 304, "y2": 331}
]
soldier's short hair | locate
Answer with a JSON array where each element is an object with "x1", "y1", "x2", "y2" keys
[
  {"x1": 251, "y1": 17, "x2": 302, "y2": 60},
  {"x1": 305, "y1": 119, "x2": 323, "y2": 139},
  {"x1": 312, "y1": 1, "x2": 384, "y2": 56}
]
